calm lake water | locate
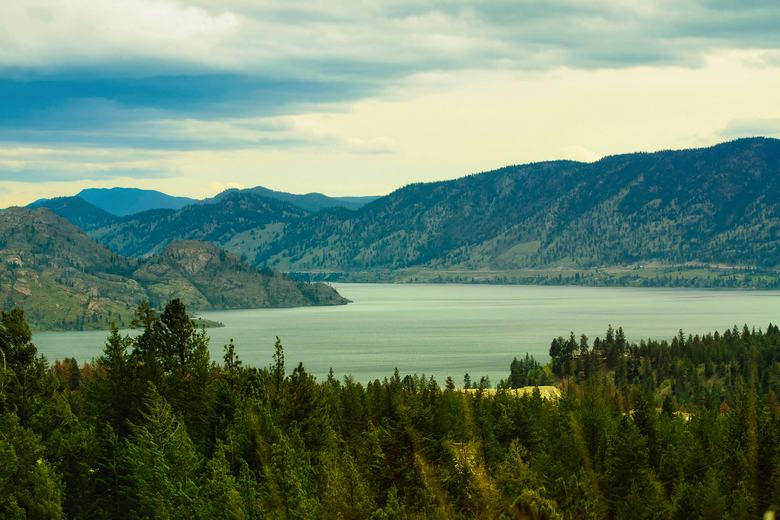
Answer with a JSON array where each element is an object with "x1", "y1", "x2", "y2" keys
[{"x1": 34, "y1": 283, "x2": 780, "y2": 384}]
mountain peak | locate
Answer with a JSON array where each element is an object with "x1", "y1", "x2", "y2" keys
[
  {"x1": 29, "y1": 196, "x2": 118, "y2": 231},
  {"x1": 77, "y1": 187, "x2": 198, "y2": 216}
]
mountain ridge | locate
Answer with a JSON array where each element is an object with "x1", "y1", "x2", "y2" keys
[
  {"x1": 77, "y1": 187, "x2": 198, "y2": 216},
  {"x1": 25, "y1": 137, "x2": 780, "y2": 288},
  {"x1": 29, "y1": 196, "x2": 119, "y2": 230},
  {"x1": 90, "y1": 190, "x2": 309, "y2": 258},
  {"x1": 29, "y1": 185, "x2": 381, "y2": 221},
  {"x1": 253, "y1": 137, "x2": 780, "y2": 273},
  {"x1": 207, "y1": 186, "x2": 381, "y2": 212}
]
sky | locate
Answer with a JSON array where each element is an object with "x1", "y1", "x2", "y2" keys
[{"x1": 1, "y1": 0, "x2": 780, "y2": 207}]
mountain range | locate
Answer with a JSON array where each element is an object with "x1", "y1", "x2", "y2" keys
[
  {"x1": 252, "y1": 137, "x2": 780, "y2": 273},
  {"x1": 24, "y1": 137, "x2": 780, "y2": 289},
  {"x1": 0, "y1": 208, "x2": 348, "y2": 330},
  {"x1": 32, "y1": 188, "x2": 198, "y2": 217},
  {"x1": 206, "y1": 186, "x2": 380, "y2": 212},
  {"x1": 32, "y1": 186, "x2": 380, "y2": 218}
]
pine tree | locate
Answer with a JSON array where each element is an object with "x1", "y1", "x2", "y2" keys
[
  {"x1": 273, "y1": 336, "x2": 285, "y2": 400},
  {"x1": 198, "y1": 447, "x2": 249, "y2": 520},
  {"x1": 603, "y1": 416, "x2": 651, "y2": 512},
  {"x1": 0, "y1": 413, "x2": 64, "y2": 518},
  {"x1": 0, "y1": 309, "x2": 50, "y2": 424},
  {"x1": 0, "y1": 309, "x2": 36, "y2": 369},
  {"x1": 90, "y1": 325, "x2": 135, "y2": 434},
  {"x1": 123, "y1": 385, "x2": 201, "y2": 518}
]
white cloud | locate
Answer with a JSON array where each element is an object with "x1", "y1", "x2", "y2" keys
[
  {"x1": 559, "y1": 146, "x2": 602, "y2": 163},
  {"x1": 0, "y1": 146, "x2": 173, "y2": 182},
  {"x1": 0, "y1": 0, "x2": 241, "y2": 69},
  {"x1": 2, "y1": 0, "x2": 779, "y2": 76},
  {"x1": 206, "y1": 181, "x2": 245, "y2": 194}
]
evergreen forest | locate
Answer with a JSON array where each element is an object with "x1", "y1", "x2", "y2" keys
[{"x1": 2, "y1": 299, "x2": 780, "y2": 518}]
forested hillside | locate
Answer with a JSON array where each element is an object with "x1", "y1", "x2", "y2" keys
[
  {"x1": 208, "y1": 186, "x2": 380, "y2": 212},
  {"x1": 29, "y1": 196, "x2": 119, "y2": 231},
  {"x1": 32, "y1": 186, "x2": 379, "y2": 257},
  {"x1": 90, "y1": 191, "x2": 309, "y2": 258},
  {"x1": 35, "y1": 138, "x2": 780, "y2": 288},
  {"x1": 0, "y1": 208, "x2": 347, "y2": 330},
  {"x1": 1, "y1": 301, "x2": 780, "y2": 518},
  {"x1": 255, "y1": 138, "x2": 780, "y2": 273}
]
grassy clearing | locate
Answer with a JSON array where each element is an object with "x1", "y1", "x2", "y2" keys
[{"x1": 461, "y1": 386, "x2": 562, "y2": 399}]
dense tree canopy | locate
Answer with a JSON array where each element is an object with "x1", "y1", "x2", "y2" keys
[{"x1": 1, "y1": 300, "x2": 780, "y2": 518}]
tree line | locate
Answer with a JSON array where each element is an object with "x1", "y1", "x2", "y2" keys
[{"x1": 1, "y1": 300, "x2": 780, "y2": 518}]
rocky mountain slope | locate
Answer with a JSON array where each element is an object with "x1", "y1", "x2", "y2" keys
[
  {"x1": 89, "y1": 190, "x2": 309, "y2": 258},
  {"x1": 0, "y1": 208, "x2": 347, "y2": 330},
  {"x1": 134, "y1": 240, "x2": 348, "y2": 310}
]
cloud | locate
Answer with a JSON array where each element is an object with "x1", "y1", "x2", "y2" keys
[
  {"x1": 0, "y1": 107, "x2": 395, "y2": 152},
  {"x1": 1, "y1": 2, "x2": 778, "y2": 129},
  {"x1": 0, "y1": 146, "x2": 173, "y2": 182},
  {"x1": 0, "y1": 166, "x2": 164, "y2": 183},
  {"x1": 0, "y1": 74, "x2": 367, "y2": 130},
  {"x1": 559, "y1": 145, "x2": 601, "y2": 163},
  {"x1": 343, "y1": 137, "x2": 397, "y2": 155},
  {"x1": 3, "y1": 1, "x2": 780, "y2": 82},
  {"x1": 207, "y1": 181, "x2": 245, "y2": 194},
  {"x1": 0, "y1": 0, "x2": 241, "y2": 70}
]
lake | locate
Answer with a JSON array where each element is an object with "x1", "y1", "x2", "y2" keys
[{"x1": 33, "y1": 283, "x2": 780, "y2": 384}]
